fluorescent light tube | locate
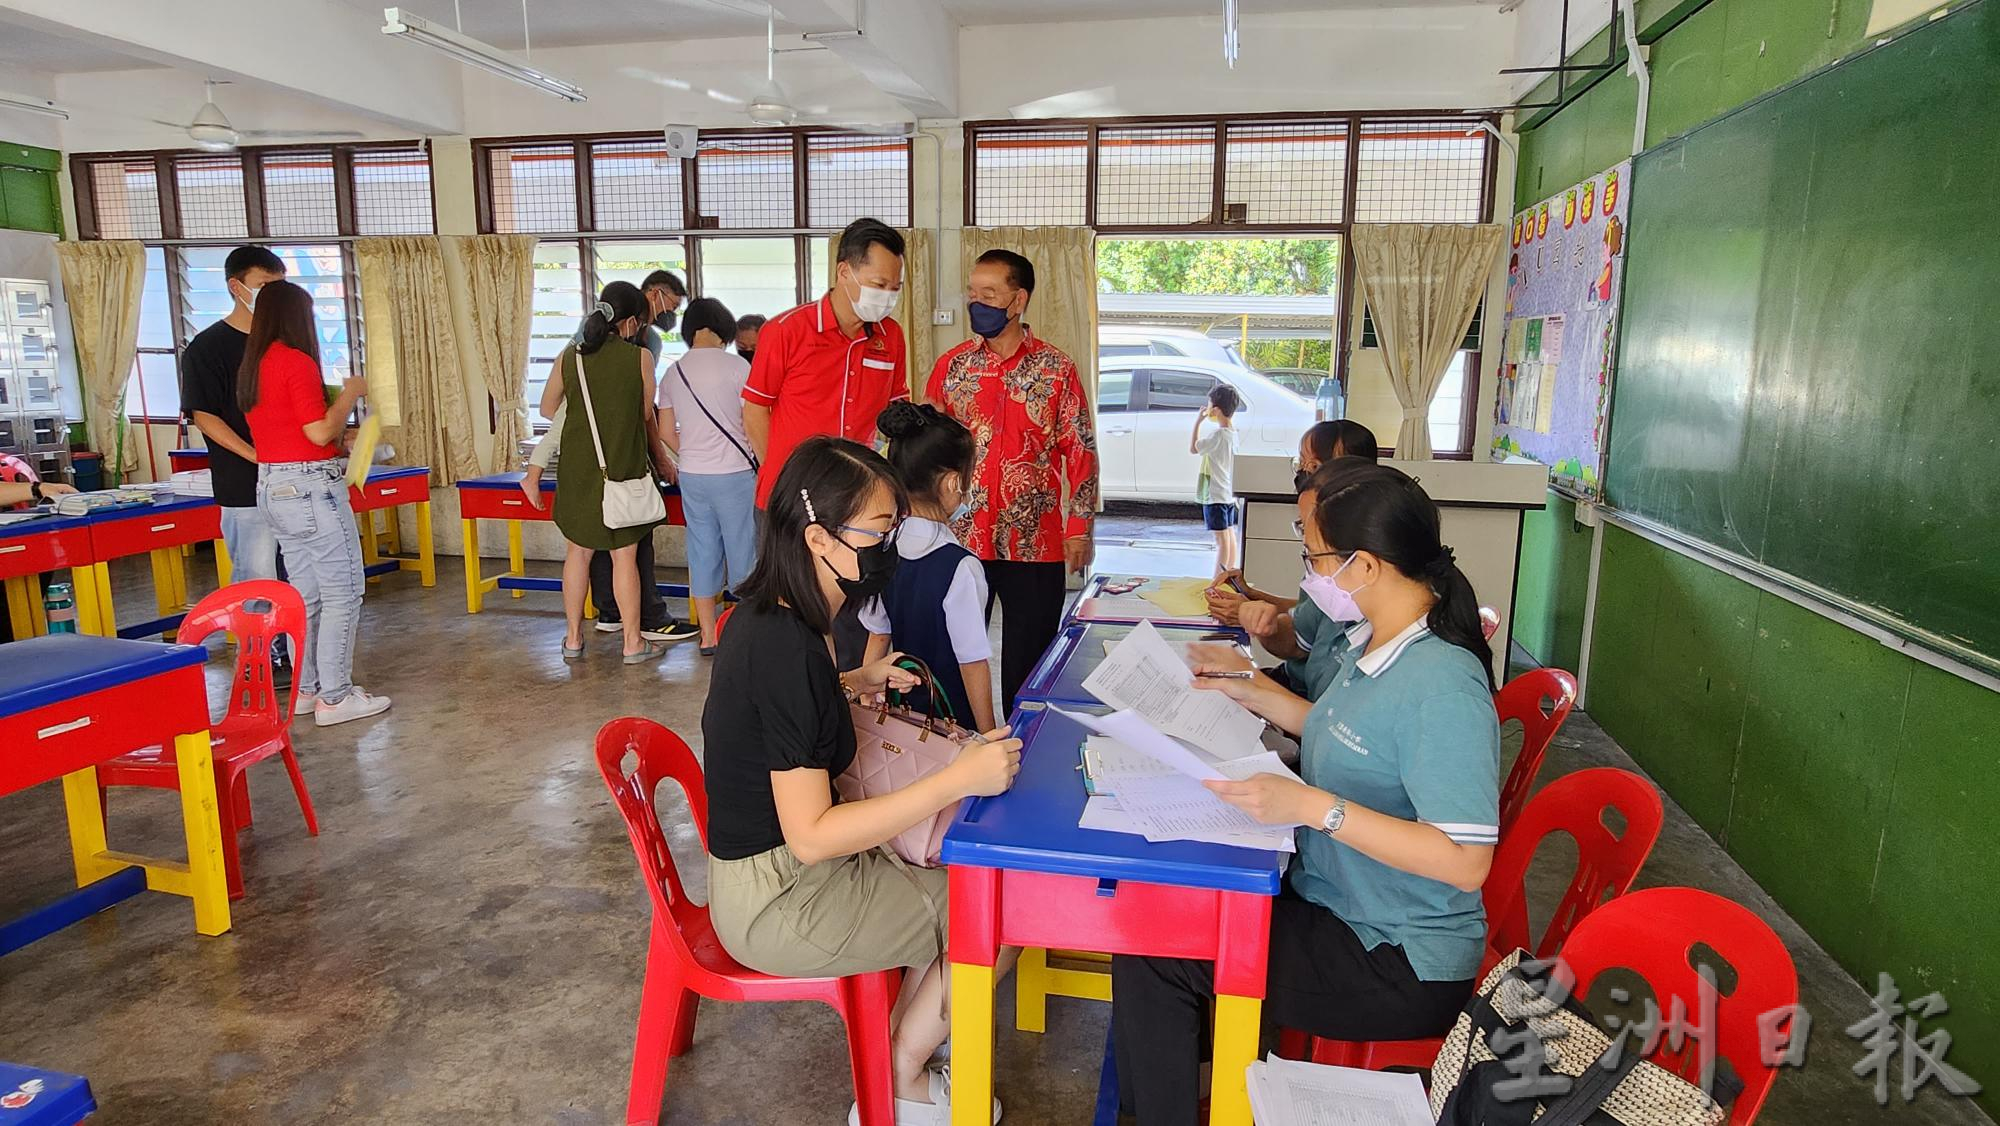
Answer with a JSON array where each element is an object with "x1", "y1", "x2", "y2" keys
[
  {"x1": 0, "y1": 94, "x2": 69, "y2": 120},
  {"x1": 381, "y1": 7, "x2": 586, "y2": 104}
]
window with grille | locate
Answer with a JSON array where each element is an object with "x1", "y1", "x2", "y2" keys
[
  {"x1": 261, "y1": 150, "x2": 339, "y2": 238},
  {"x1": 175, "y1": 156, "x2": 250, "y2": 239},
  {"x1": 1097, "y1": 125, "x2": 1215, "y2": 227},
  {"x1": 1223, "y1": 123, "x2": 1347, "y2": 225},
  {"x1": 806, "y1": 134, "x2": 909, "y2": 228},
  {"x1": 489, "y1": 143, "x2": 578, "y2": 233},
  {"x1": 526, "y1": 240, "x2": 586, "y2": 413},
  {"x1": 125, "y1": 247, "x2": 176, "y2": 420},
  {"x1": 1354, "y1": 120, "x2": 1487, "y2": 223},
  {"x1": 352, "y1": 145, "x2": 435, "y2": 234},
  {"x1": 590, "y1": 140, "x2": 686, "y2": 231},
  {"x1": 88, "y1": 160, "x2": 164, "y2": 240},
  {"x1": 696, "y1": 135, "x2": 796, "y2": 229},
  {"x1": 971, "y1": 127, "x2": 1088, "y2": 226}
]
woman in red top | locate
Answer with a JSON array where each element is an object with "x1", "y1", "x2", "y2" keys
[{"x1": 237, "y1": 280, "x2": 390, "y2": 728}]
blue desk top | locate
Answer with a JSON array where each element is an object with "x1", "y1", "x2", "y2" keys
[
  {"x1": 0, "y1": 511, "x2": 89, "y2": 541},
  {"x1": 939, "y1": 705, "x2": 1283, "y2": 895},
  {"x1": 1020, "y1": 619, "x2": 1251, "y2": 707},
  {"x1": 0, "y1": 635, "x2": 206, "y2": 721},
  {"x1": 364, "y1": 465, "x2": 430, "y2": 484},
  {"x1": 0, "y1": 1063, "x2": 93, "y2": 1125},
  {"x1": 79, "y1": 494, "x2": 215, "y2": 523},
  {"x1": 457, "y1": 471, "x2": 679, "y2": 496}
]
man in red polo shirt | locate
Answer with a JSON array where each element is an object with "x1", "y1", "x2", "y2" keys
[
  {"x1": 928, "y1": 248, "x2": 1098, "y2": 711},
  {"x1": 742, "y1": 217, "x2": 909, "y2": 505}
]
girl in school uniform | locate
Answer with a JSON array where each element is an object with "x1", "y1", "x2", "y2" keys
[
  {"x1": 1112, "y1": 463, "x2": 1500, "y2": 1125},
  {"x1": 859, "y1": 401, "x2": 997, "y2": 732},
  {"x1": 703, "y1": 436, "x2": 1021, "y2": 1126}
]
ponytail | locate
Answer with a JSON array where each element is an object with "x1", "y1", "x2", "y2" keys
[
  {"x1": 1313, "y1": 465, "x2": 1494, "y2": 688},
  {"x1": 578, "y1": 280, "x2": 646, "y2": 356}
]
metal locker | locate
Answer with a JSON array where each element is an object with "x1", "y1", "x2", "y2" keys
[{"x1": 2, "y1": 280, "x2": 53, "y2": 328}]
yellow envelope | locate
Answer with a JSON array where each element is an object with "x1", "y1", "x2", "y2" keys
[
  {"x1": 345, "y1": 414, "x2": 382, "y2": 489},
  {"x1": 1138, "y1": 576, "x2": 1214, "y2": 618}
]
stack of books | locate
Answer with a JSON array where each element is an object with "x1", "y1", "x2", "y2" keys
[{"x1": 170, "y1": 470, "x2": 214, "y2": 497}]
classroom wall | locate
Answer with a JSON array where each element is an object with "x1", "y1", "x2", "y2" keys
[{"x1": 1512, "y1": 0, "x2": 2000, "y2": 1112}]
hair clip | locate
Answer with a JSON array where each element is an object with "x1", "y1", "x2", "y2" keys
[
  {"x1": 800, "y1": 488, "x2": 817, "y2": 524},
  {"x1": 595, "y1": 300, "x2": 614, "y2": 319}
]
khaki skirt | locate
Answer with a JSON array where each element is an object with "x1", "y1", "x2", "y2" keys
[{"x1": 708, "y1": 844, "x2": 948, "y2": 979}]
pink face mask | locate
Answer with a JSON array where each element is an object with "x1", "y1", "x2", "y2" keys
[{"x1": 1300, "y1": 554, "x2": 1369, "y2": 623}]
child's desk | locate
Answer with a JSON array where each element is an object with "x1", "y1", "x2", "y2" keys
[
  {"x1": 348, "y1": 465, "x2": 436, "y2": 588},
  {"x1": 940, "y1": 705, "x2": 1282, "y2": 1126},
  {"x1": 1018, "y1": 619, "x2": 1251, "y2": 706},
  {"x1": 455, "y1": 472, "x2": 688, "y2": 615},
  {"x1": 0, "y1": 512, "x2": 91, "y2": 638},
  {"x1": 77, "y1": 496, "x2": 223, "y2": 640}
]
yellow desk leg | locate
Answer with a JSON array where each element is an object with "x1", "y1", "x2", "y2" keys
[
  {"x1": 172, "y1": 545, "x2": 190, "y2": 608},
  {"x1": 507, "y1": 520, "x2": 525, "y2": 599},
  {"x1": 463, "y1": 518, "x2": 484, "y2": 614},
  {"x1": 383, "y1": 509, "x2": 403, "y2": 556},
  {"x1": 361, "y1": 511, "x2": 381, "y2": 584},
  {"x1": 68, "y1": 566, "x2": 100, "y2": 635},
  {"x1": 150, "y1": 548, "x2": 178, "y2": 631},
  {"x1": 1015, "y1": 947, "x2": 1051, "y2": 1034},
  {"x1": 950, "y1": 962, "x2": 996, "y2": 1126},
  {"x1": 86, "y1": 562, "x2": 116, "y2": 636},
  {"x1": 59, "y1": 767, "x2": 128, "y2": 886},
  {"x1": 28, "y1": 581, "x2": 48, "y2": 634},
  {"x1": 413, "y1": 501, "x2": 435, "y2": 586},
  {"x1": 173, "y1": 730, "x2": 232, "y2": 935},
  {"x1": 5, "y1": 575, "x2": 37, "y2": 638},
  {"x1": 215, "y1": 537, "x2": 234, "y2": 587},
  {"x1": 1209, "y1": 993, "x2": 1263, "y2": 1126}
]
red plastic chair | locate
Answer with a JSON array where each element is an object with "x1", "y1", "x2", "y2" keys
[
  {"x1": 1496, "y1": 667, "x2": 1579, "y2": 832},
  {"x1": 1305, "y1": 767, "x2": 1665, "y2": 1070},
  {"x1": 595, "y1": 717, "x2": 899, "y2": 1125},
  {"x1": 1555, "y1": 887, "x2": 1799, "y2": 1124},
  {"x1": 97, "y1": 579, "x2": 318, "y2": 900},
  {"x1": 1479, "y1": 605, "x2": 1500, "y2": 640}
]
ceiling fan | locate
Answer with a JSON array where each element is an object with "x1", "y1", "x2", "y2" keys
[
  {"x1": 152, "y1": 81, "x2": 364, "y2": 153},
  {"x1": 621, "y1": 4, "x2": 911, "y2": 136}
]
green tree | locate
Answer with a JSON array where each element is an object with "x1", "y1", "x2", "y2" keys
[{"x1": 1098, "y1": 238, "x2": 1337, "y2": 297}]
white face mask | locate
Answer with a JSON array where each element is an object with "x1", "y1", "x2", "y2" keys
[
  {"x1": 237, "y1": 282, "x2": 262, "y2": 313},
  {"x1": 847, "y1": 275, "x2": 899, "y2": 323}
]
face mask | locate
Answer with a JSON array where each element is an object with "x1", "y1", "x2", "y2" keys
[
  {"x1": 737, "y1": 347, "x2": 755, "y2": 365},
  {"x1": 824, "y1": 531, "x2": 900, "y2": 603},
  {"x1": 1293, "y1": 468, "x2": 1312, "y2": 494},
  {"x1": 653, "y1": 310, "x2": 676, "y2": 334},
  {"x1": 848, "y1": 277, "x2": 899, "y2": 323},
  {"x1": 950, "y1": 498, "x2": 973, "y2": 524},
  {"x1": 967, "y1": 299, "x2": 1012, "y2": 339},
  {"x1": 237, "y1": 283, "x2": 262, "y2": 313},
  {"x1": 1299, "y1": 554, "x2": 1370, "y2": 623}
]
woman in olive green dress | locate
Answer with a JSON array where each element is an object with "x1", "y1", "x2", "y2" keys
[{"x1": 540, "y1": 281, "x2": 669, "y2": 664}]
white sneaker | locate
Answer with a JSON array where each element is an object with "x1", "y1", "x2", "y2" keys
[
  {"x1": 848, "y1": 1067, "x2": 998, "y2": 1126},
  {"x1": 315, "y1": 687, "x2": 392, "y2": 727},
  {"x1": 593, "y1": 620, "x2": 623, "y2": 634},
  {"x1": 293, "y1": 692, "x2": 318, "y2": 717}
]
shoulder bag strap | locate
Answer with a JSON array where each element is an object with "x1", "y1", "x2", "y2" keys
[
  {"x1": 571, "y1": 348, "x2": 611, "y2": 474},
  {"x1": 673, "y1": 361, "x2": 760, "y2": 471}
]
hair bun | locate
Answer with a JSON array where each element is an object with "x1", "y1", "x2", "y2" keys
[
  {"x1": 876, "y1": 399, "x2": 934, "y2": 440},
  {"x1": 1425, "y1": 545, "x2": 1458, "y2": 580}
]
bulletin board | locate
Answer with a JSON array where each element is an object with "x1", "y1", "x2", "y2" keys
[{"x1": 1491, "y1": 160, "x2": 1630, "y2": 498}]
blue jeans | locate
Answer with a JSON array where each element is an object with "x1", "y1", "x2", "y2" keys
[
  {"x1": 678, "y1": 469, "x2": 758, "y2": 599},
  {"x1": 218, "y1": 504, "x2": 280, "y2": 581},
  {"x1": 258, "y1": 460, "x2": 364, "y2": 704}
]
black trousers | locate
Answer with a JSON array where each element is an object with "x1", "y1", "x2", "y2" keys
[
  {"x1": 982, "y1": 559, "x2": 1068, "y2": 716},
  {"x1": 590, "y1": 535, "x2": 672, "y2": 630},
  {"x1": 1111, "y1": 888, "x2": 1474, "y2": 1125}
]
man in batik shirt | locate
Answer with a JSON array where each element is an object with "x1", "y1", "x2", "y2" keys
[{"x1": 927, "y1": 248, "x2": 1099, "y2": 711}]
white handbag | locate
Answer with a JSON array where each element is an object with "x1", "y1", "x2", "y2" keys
[{"x1": 572, "y1": 347, "x2": 666, "y2": 530}]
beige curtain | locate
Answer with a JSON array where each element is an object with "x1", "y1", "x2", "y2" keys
[
  {"x1": 957, "y1": 226, "x2": 1099, "y2": 403},
  {"x1": 355, "y1": 237, "x2": 481, "y2": 484},
  {"x1": 55, "y1": 240, "x2": 146, "y2": 477},
  {"x1": 822, "y1": 227, "x2": 937, "y2": 394},
  {"x1": 440, "y1": 234, "x2": 537, "y2": 471},
  {"x1": 1349, "y1": 223, "x2": 1505, "y2": 459}
]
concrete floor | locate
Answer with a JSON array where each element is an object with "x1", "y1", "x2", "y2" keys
[{"x1": 0, "y1": 527, "x2": 1992, "y2": 1126}]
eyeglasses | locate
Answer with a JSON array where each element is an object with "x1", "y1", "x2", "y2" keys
[
  {"x1": 1291, "y1": 517, "x2": 1308, "y2": 541},
  {"x1": 834, "y1": 521, "x2": 900, "y2": 545},
  {"x1": 1300, "y1": 548, "x2": 1344, "y2": 566}
]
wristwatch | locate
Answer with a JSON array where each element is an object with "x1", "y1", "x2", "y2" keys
[
  {"x1": 29, "y1": 481, "x2": 44, "y2": 503},
  {"x1": 1319, "y1": 794, "x2": 1348, "y2": 838}
]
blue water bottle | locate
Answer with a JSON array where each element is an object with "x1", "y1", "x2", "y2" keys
[
  {"x1": 44, "y1": 581, "x2": 78, "y2": 634},
  {"x1": 1313, "y1": 375, "x2": 1344, "y2": 423}
]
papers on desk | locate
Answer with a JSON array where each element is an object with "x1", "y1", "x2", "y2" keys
[
  {"x1": 1065, "y1": 725, "x2": 1304, "y2": 853},
  {"x1": 169, "y1": 469, "x2": 213, "y2": 497},
  {"x1": 1082, "y1": 620, "x2": 1263, "y2": 760},
  {"x1": 1077, "y1": 576, "x2": 1217, "y2": 623},
  {"x1": 1246, "y1": 1056, "x2": 1434, "y2": 1126}
]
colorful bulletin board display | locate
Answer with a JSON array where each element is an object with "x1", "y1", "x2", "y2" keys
[{"x1": 1492, "y1": 161, "x2": 1631, "y2": 497}]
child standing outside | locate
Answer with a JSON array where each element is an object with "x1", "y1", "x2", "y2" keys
[
  {"x1": 1193, "y1": 384, "x2": 1242, "y2": 578},
  {"x1": 861, "y1": 401, "x2": 998, "y2": 732}
]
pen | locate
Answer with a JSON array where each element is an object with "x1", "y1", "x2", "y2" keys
[{"x1": 1196, "y1": 670, "x2": 1256, "y2": 680}]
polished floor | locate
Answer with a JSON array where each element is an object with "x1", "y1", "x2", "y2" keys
[{"x1": 0, "y1": 524, "x2": 1991, "y2": 1126}]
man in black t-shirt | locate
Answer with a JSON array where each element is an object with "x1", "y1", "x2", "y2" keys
[{"x1": 180, "y1": 245, "x2": 287, "y2": 582}]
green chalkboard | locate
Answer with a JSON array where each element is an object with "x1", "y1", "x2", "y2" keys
[{"x1": 1608, "y1": 0, "x2": 2000, "y2": 670}]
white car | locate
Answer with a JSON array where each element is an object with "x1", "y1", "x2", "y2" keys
[
  {"x1": 1094, "y1": 357, "x2": 1313, "y2": 502},
  {"x1": 1098, "y1": 326, "x2": 1251, "y2": 370}
]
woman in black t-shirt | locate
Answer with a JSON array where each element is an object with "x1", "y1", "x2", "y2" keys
[{"x1": 704, "y1": 436, "x2": 1022, "y2": 1123}]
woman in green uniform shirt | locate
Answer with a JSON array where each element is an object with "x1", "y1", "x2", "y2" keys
[{"x1": 1111, "y1": 463, "x2": 1501, "y2": 1125}]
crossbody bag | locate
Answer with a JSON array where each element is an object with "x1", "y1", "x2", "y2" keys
[
  {"x1": 574, "y1": 349, "x2": 667, "y2": 530},
  {"x1": 672, "y1": 361, "x2": 760, "y2": 473}
]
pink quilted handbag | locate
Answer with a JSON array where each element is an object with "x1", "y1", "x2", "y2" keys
[{"x1": 836, "y1": 659, "x2": 975, "y2": 867}]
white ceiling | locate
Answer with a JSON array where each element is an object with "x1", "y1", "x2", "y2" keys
[
  {"x1": 940, "y1": 0, "x2": 1479, "y2": 26},
  {"x1": 340, "y1": 0, "x2": 851, "y2": 49},
  {"x1": 0, "y1": 17, "x2": 153, "y2": 72}
]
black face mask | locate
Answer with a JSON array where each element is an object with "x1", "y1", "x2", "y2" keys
[
  {"x1": 737, "y1": 347, "x2": 755, "y2": 365},
  {"x1": 825, "y1": 532, "x2": 899, "y2": 603},
  {"x1": 1293, "y1": 468, "x2": 1313, "y2": 494},
  {"x1": 653, "y1": 309, "x2": 677, "y2": 334}
]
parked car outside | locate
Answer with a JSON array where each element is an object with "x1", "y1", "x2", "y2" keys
[
  {"x1": 1258, "y1": 367, "x2": 1333, "y2": 397},
  {"x1": 1098, "y1": 325, "x2": 1251, "y2": 371},
  {"x1": 1095, "y1": 357, "x2": 1313, "y2": 502}
]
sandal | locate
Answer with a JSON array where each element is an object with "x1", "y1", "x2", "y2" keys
[
  {"x1": 622, "y1": 642, "x2": 669, "y2": 665},
  {"x1": 561, "y1": 639, "x2": 586, "y2": 662}
]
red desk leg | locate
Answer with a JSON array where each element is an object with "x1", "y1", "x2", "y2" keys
[{"x1": 948, "y1": 866, "x2": 1001, "y2": 1126}]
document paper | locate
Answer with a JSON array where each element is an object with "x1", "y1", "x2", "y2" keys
[
  {"x1": 1081, "y1": 619, "x2": 1264, "y2": 760},
  {"x1": 1245, "y1": 1055, "x2": 1434, "y2": 1126}
]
